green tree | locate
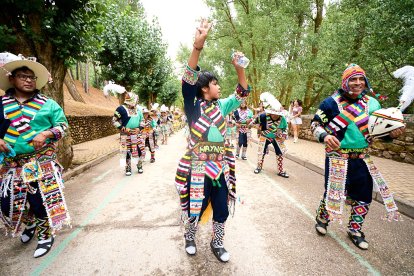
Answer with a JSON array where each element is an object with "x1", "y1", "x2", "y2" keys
[
  {"x1": 97, "y1": 3, "x2": 171, "y2": 105},
  {"x1": 157, "y1": 76, "x2": 181, "y2": 107},
  {"x1": 0, "y1": 0, "x2": 104, "y2": 167}
]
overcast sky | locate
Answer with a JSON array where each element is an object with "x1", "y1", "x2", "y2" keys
[{"x1": 140, "y1": 0, "x2": 211, "y2": 61}]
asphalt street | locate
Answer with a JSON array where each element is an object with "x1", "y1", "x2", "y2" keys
[{"x1": 1, "y1": 132, "x2": 413, "y2": 275}]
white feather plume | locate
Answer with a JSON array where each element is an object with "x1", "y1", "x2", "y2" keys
[
  {"x1": 103, "y1": 81, "x2": 126, "y2": 96},
  {"x1": 151, "y1": 103, "x2": 159, "y2": 110},
  {"x1": 260, "y1": 92, "x2": 282, "y2": 112},
  {"x1": 393, "y1": 65, "x2": 414, "y2": 112}
]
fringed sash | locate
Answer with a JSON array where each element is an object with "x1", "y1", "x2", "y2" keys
[
  {"x1": 364, "y1": 157, "x2": 400, "y2": 220},
  {"x1": 119, "y1": 133, "x2": 145, "y2": 164},
  {"x1": 326, "y1": 91, "x2": 370, "y2": 142},
  {"x1": 325, "y1": 152, "x2": 400, "y2": 221},
  {"x1": 0, "y1": 146, "x2": 70, "y2": 236},
  {"x1": 2, "y1": 94, "x2": 47, "y2": 147}
]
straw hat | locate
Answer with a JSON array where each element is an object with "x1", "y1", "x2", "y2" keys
[{"x1": 0, "y1": 55, "x2": 50, "y2": 91}]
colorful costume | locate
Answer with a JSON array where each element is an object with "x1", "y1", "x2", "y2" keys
[
  {"x1": 140, "y1": 110, "x2": 157, "y2": 163},
  {"x1": 174, "y1": 65, "x2": 249, "y2": 260},
  {"x1": 225, "y1": 115, "x2": 236, "y2": 147},
  {"x1": 159, "y1": 105, "x2": 171, "y2": 145},
  {"x1": 0, "y1": 56, "x2": 70, "y2": 258},
  {"x1": 0, "y1": 92, "x2": 69, "y2": 252},
  {"x1": 253, "y1": 93, "x2": 289, "y2": 177},
  {"x1": 233, "y1": 107, "x2": 253, "y2": 159},
  {"x1": 112, "y1": 96, "x2": 145, "y2": 175},
  {"x1": 311, "y1": 64, "x2": 400, "y2": 249},
  {"x1": 254, "y1": 113, "x2": 288, "y2": 177}
]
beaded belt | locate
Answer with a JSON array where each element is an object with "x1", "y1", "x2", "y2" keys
[
  {"x1": 192, "y1": 142, "x2": 225, "y2": 161},
  {"x1": 326, "y1": 148, "x2": 368, "y2": 159},
  {"x1": 3, "y1": 144, "x2": 57, "y2": 167}
]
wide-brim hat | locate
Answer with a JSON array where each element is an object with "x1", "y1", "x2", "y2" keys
[
  {"x1": 264, "y1": 108, "x2": 284, "y2": 116},
  {"x1": 0, "y1": 59, "x2": 49, "y2": 91},
  {"x1": 124, "y1": 92, "x2": 139, "y2": 106}
]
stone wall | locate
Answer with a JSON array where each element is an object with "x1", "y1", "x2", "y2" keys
[
  {"x1": 298, "y1": 115, "x2": 414, "y2": 164},
  {"x1": 67, "y1": 116, "x2": 117, "y2": 145}
]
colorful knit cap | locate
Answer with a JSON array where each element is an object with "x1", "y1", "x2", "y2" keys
[{"x1": 341, "y1": 64, "x2": 369, "y2": 92}]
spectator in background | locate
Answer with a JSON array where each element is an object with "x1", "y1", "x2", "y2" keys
[{"x1": 290, "y1": 99, "x2": 303, "y2": 143}]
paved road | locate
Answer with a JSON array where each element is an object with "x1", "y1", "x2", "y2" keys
[{"x1": 1, "y1": 132, "x2": 413, "y2": 275}]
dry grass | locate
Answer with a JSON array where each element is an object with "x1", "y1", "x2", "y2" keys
[{"x1": 64, "y1": 80, "x2": 119, "y2": 116}]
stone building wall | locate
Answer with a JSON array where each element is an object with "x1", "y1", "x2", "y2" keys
[
  {"x1": 67, "y1": 116, "x2": 118, "y2": 145},
  {"x1": 298, "y1": 115, "x2": 414, "y2": 164}
]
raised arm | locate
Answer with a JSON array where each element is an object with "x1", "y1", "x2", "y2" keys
[
  {"x1": 231, "y1": 52, "x2": 248, "y2": 90},
  {"x1": 188, "y1": 19, "x2": 212, "y2": 70}
]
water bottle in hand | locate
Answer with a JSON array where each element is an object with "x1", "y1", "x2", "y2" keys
[{"x1": 231, "y1": 50, "x2": 250, "y2": 68}]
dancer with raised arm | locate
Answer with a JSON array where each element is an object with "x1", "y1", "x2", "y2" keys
[{"x1": 174, "y1": 20, "x2": 250, "y2": 262}]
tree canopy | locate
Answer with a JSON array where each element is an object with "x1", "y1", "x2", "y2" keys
[{"x1": 176, "y1": 0, "x2": 414, "y2": 113}]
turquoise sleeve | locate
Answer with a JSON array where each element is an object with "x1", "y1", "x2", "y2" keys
[
  {"x1": 248, "y1": 109, "x2": 253, "y2": 118},
  {"x1": 218, "y1": 94, "x2": 241, "y2": 117},
  {"x1": 278, "y1": 116, "x2": 288, "y2": 130},
  {"x1": 368, "y1": 97, "x2": 381, "y2": 115}
]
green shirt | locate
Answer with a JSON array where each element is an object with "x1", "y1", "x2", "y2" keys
[
  {"x1": 126, "y1": 109, "x2": 143, "y2": 129},
  {"x1": 13, "y1": 99, "x2": 68, "y2": 155},
  {"x1": 340, "y1": 97, "x2": 381, "y2": 149},
  {"x1": 208, "y1": 95, "x2": 242, "y2": 143}
]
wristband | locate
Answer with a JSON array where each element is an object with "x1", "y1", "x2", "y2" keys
[{"x1": 193, "y1": 44, "x2": 203, "y2": 51}]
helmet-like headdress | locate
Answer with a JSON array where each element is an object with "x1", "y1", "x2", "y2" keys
[
  {"x1": 368, "y1": 66, "x2": 414, "y2": 138},
  {"x1": 260, "y1": 92, "x2": 284, "y2": 115},
  {"x1": 160, "y1": 104, "x2": 168, "y2": 112}
]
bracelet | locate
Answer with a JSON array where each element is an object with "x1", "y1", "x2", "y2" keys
[{"x1": 193, "y1": 43, "x2": 203, "y2": 51}]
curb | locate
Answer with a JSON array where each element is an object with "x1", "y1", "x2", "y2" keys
[
  {"x1": 63, "y1": 149, "x2": 118, "y2": 182},
  {"x1": 250, "y1": 138, "x2": 414, "y2": 219}
]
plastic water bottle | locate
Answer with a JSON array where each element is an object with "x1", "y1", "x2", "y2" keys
[{"x1": 231, "y1": 50, "x2": 250, "y2": 68}]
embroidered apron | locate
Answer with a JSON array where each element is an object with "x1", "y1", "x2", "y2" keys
[{"x1": 174, "y1": 101, "x2": 236, "y2": 221}]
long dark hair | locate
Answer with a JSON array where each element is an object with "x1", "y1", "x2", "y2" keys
[{"x1": 196, "y1": 71, "x2": 218, "y2": 99}]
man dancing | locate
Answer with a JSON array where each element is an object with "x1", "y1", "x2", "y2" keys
[
  {"x1": 174, "y1": 20, "x2": 250, "y2": 262},
  {"x1": 311, "y1": 64, "x2": 404, "y2": 250},
  {"x1": 112, "y1": 92, "x2": 145, "y2": 175},
  {"x1": 140, "y1": 108, "x2": 157, "y2": 163},
  {"x1": 253, "y1": 93, "x2": 289, "y2": 178},
  {"x1": 233, "y1": 102, "x2": 253, "y2": 160}
]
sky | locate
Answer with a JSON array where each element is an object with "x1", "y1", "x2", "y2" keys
[{"x1": 140, "y1": 0, "x2": 211, "y2": 62}]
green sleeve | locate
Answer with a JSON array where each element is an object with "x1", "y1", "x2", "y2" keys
[
  {"x1": 278, "y1": 116, "x2": 288, "y2": 130},
  {"x1": 151, "y1": 120, "x2": 157, "y2": 128},
  {"x1": 368, "y1": 97, "x2": 381, "y2": 115},
  {"x1": 248, "y1": 109, "x2": 253, "y2": 118},
  {"x1": 218, "y1": 94, "x2": 241, "y2": 117}
]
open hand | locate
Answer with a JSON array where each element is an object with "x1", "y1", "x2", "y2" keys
[{"x1": 194, "y1": 19, "x2": 212, "y2": 50}]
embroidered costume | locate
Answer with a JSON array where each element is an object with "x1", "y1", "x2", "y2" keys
[
  {"x1": 253, "y1": 93, "x2": 289, "y2": 177},
  {"x1": 312, "y1": 64, "x2": 400, "y2": 250},
  {"x1": 159, "y1": 105, "x2": 171, "y2": 145},
  {"x1": 140, "y1": 109, "x2": 157, "y2": 163},
  {"x1": 174, "y1": 65, "x2": 249, "y2": 261},
  {"x1": 112, "y1": 93, "x2": 145, "y2": 175},
  {"x1": 0, "y1": 55, "x2": 69, "y2": 258},
  {"x1": 233, "y1": 106, "x2": 253, "y2": 160}
]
